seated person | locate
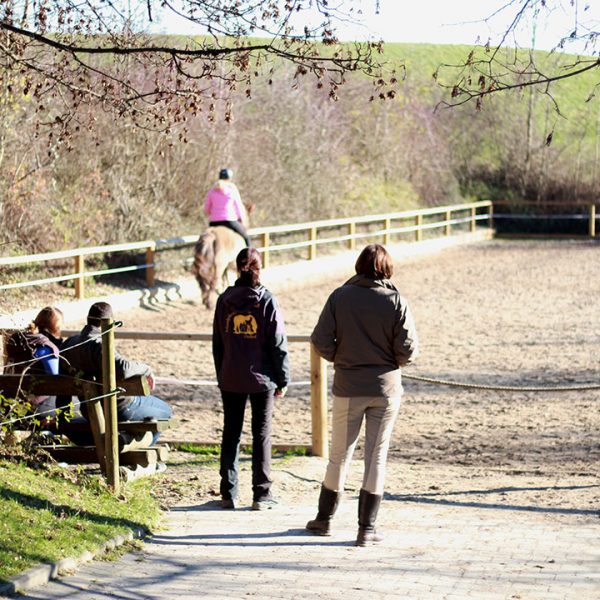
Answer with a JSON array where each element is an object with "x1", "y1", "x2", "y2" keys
[
  {"x1": 60, "y1": 302, "x2": 172, "y2": 445},
  {"x1": 4, "y1": 306, "x2": 65, "y2": 421}
]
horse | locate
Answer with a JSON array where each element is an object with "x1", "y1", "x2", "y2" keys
[{"x1": 192, "y1": 226, "x2": 246, "y2": 309}]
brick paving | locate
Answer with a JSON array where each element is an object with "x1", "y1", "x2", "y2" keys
[{"x1": 15, "y1": 473, "x2": 599, "y2": 600}]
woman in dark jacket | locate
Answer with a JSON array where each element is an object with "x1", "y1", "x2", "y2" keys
[
  {"x1": 212, "y1": 247, "x2": 290, "y2": 510},
  {"x1": 5, "y1": 306, "x2": 64, "y2": 419},
  {"x1": 307, "y1": 244, "x2": 419, "y2": 546}
]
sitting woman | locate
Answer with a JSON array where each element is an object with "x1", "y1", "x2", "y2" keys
[
  {"x1": 4, "y1": 306, "x2": 64, "y2": 420},
  {"x1": 204, "y1": 168, "x2": 250, "y2": 246}
]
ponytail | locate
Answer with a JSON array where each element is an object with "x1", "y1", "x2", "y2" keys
[{"x1": 236, "y1": 247, "x2": 262, "y2": 287}]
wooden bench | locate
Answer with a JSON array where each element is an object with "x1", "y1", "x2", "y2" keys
[{"x1": 0, "y1": 373, "x2": 172, "y2": 477}]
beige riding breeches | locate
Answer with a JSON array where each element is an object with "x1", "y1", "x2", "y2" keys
[{"x1": 323, "y1": 395, "x2": 402, "y2": 495}]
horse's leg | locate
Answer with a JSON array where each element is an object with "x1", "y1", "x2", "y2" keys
[{"x1": 223, "y1": 262, "x2": 235, "y2": 290}]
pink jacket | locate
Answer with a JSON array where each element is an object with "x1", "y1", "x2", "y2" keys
[{"x1": 204, "y1": 183, "x2": 244, "y2": 222}]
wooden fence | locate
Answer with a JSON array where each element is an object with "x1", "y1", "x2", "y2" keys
[
  {"x1": 2, "y1": 327, "x2": 329, "y2": 458},
  {"x1": 0, "y1": 201, "x2": 493, "y2": 299},
  {"x1": 52, "y1": 329, "x2": 330, "y2": 458},
  {"x1": 492, "y1": 202, "x2": 597, "y2": 237}
]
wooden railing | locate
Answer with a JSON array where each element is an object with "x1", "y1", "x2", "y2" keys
[
  {"x1": 0, "y1": 241, "x2": 156, "y2": 300},
  {"x1": 107, "y1": 331, "x2": 330, "y2": 457},
  {"x1": 0, "y1": 201, "x2": 493, "y2": 299},
  {"x1": 492, "y1": 202, "x2": 597, "y2": 237},
  {"x1": 250, "y1": 200, "x2": 493, "y2": 268},
  {"x1": 5, "y1": 328, "x2": 330, "y2": 458}
]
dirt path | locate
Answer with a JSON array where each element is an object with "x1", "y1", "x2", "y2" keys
[{"x1": 76, "y1": 238, "x2": 599, "y2": 514}]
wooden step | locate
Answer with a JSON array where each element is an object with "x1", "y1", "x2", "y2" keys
[{"x1": 43, "y1": 444, "x2": 169, "y2": 467}]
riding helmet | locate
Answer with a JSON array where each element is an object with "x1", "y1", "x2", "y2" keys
[{"x1": 219, "y1": 168, "x2": 233, "y2": 180}]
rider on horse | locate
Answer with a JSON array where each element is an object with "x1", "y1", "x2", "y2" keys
[{"x1": 204, "y1": 168, "x2": 250, "y2": 247}]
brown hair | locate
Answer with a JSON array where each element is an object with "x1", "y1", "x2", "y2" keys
[
  {"x1": 30, "y1": 306, "x2": 63, "y2": 337},
  {"x1": 354, "y1": 244, "x2": 394, "y2": 280},
  {"x1": 236, "y1": 247, "x2": 262, "y2": 287}
]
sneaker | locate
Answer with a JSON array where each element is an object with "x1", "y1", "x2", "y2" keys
[
  {"x1": 251, "y1": 498, "x2": 278, "y2": 511},
  {"x1": 221, "y1": 498, "x2": 235, "y2": 509}
]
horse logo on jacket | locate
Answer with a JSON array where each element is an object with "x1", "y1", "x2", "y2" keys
[{"x1": 230, "y1": 314, "x2": 258, "y2": 338}]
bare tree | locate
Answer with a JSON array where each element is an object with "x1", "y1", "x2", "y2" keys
[
  {"x1": 436, "y1": 0, "x2": 599, "y2": 110},
  {"x1": 0, "y1": 0, "x2": 396, "y2": 140}
]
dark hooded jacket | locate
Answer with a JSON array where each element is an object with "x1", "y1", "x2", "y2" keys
[
  {"x1": 60, "y1": 324, "x2": 153, "y2": 415},
  {"x1": 212, "y1": 281, "x2": 290, "y2": 393},
  {"x1": 5, "y1": 331, "x2": 60, "y2": 375},
  {"x1": 311, "y1": 274, "x2": 419, "y2": 398}
]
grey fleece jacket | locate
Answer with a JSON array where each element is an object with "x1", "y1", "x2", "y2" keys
[{"x1": 310, "y1": 274, "x2": 418, "y2": 397}]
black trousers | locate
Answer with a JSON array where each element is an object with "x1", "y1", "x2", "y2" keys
[
  {"x1": 219, "y1": 390, "x2": 274, "y2": 502},
  {"x1": 209, "y1": 220, "x2": 250, "y2": 247}
]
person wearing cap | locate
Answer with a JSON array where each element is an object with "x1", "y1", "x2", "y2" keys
[
  {"x1": 60, "y1": 302, "x2": 172, "y2": 444},
  {"x1": 204, "y1": 168, "x2": 250, "y2": 246}
]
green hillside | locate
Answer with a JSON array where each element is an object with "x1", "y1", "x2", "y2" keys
[{"x1": 1, "y1": 38, "x2": 598, "y2": 257}]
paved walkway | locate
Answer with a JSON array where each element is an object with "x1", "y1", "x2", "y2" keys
[{"x1": 16, "y1": 490, "x2": 599, "y2": 600}]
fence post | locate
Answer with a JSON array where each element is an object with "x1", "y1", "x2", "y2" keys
[
  {"x1": 416, "y1": 214, "x2": 423, "y2": 242},
  {"x1": 590, "y1": 204, "x2": 596, "y2": 237},
  {"x1": 1, "y1": 330, "x2": 10, "y2": 366},
  {"x1": 83, "y1": 381, "x2": 106, "y2": 473},
  {"x1": 145, "y1": 245, "x2": 155, "y2": 288},
  {"x1": 310, "y1": 344, "x2": 329, "y2": 459},
  {"x1": 445, "y1": 210, "x2": 452, "y2": 236},
  {"x1": 384, "y1": 218, "x2": 391, "y2": 246},
  {"x1": 74, "y1": 254, "x2": 85, "y2": 299},
  {"x1": 309, "y1": 227, "x2": 317, "y2": 260},
  {"x1": 470, "y1": 206, "x2": 477, "y2": 232},
  {"x1": 488, "y1": 203, "x2": 494, "y2": 230},
  {"x1": 348, "y1": 222, "x2": 356, "y2": 250},
  {"x1": 261, "y1": 232, "x2": 270, "y2": 268},
  {"x1": 101, "y1": 317, "x2": 120, "y2": 493}
]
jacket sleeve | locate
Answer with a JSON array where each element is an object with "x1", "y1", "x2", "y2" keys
[
  {"x1": 265, "y1": 296, "x2": 290, "y2": 388},
  {"x1": 393, "y1": 298, "x2": 419, "y2": 367},
  {"x1": 310, "y1": 293, "x2": 337, "y2": 362},
  {"x1": 212, "y1": 298, "x2": 224, "y2": 377},
  {"x1": 113, "y1": 348, "x2": 153, "y2": 380}
]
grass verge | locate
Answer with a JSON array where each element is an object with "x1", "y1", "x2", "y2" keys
[
  {"x1": 0, "y1": 460, "x2": 161, "y2": 582},
  {"x1": 174, "y1": 442, "x2": 310, "y2": 458}
]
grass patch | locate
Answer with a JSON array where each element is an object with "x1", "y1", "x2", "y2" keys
[
  {"x1": 175, "y1": 442, "x2": 311, "y2": 458},
  {"x1": 275, "y1": 446, "x2": 310, "y2": 458},
  {"x1": 0, "y1": 460, "x2": 161, "y2": 582},
  {"x1": 175, "y1": 443, "x2": 221, "y2": 456}
]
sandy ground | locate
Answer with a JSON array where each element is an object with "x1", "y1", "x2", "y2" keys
[{"x1": 43, "y1": 239, "x2": 600, "y2": 516}]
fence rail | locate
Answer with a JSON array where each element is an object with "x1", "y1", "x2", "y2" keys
[
  {"x1": 80, "y1": 331, "x2": 330, "y2": 457},
  {"x1": 0, "y1": 201, "x2": 493, "y2": 299},
  {"x1": 493, "y1": 204, "x2": 597, "y2": 237},
  {"x1": 1, "y1": 327, "x2": 330, "y2": 458}
]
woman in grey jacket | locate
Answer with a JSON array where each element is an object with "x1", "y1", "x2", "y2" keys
[{"x1": 307, "y1": 244, "x2": 419, "y2": 546}]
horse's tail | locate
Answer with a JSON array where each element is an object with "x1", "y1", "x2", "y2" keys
[{"x1": 193, "y1": 229, "x2": 216, "y2": 291}]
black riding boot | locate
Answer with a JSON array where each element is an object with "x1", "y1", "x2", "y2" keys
[
  {"x1": 356, "y1": 488, "x2": 384, "y2": 547},
  {"x1": 306, "y1": 484, "x2": 341, "y2": 536}
]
